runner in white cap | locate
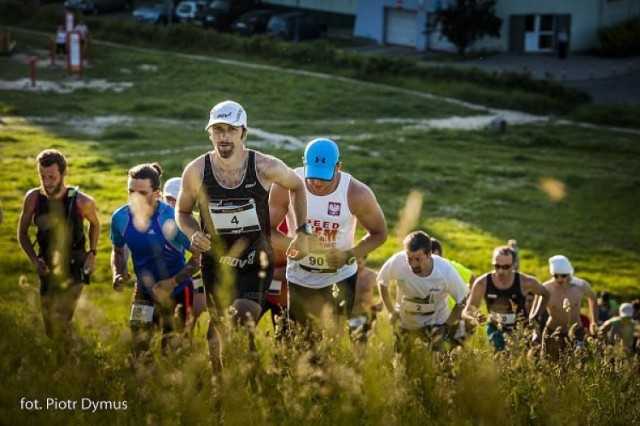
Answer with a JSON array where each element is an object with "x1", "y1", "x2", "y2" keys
[
  {"x1": 162, "y1": 177, "x2": 182, "y2": 207},
  {"x1": 176, "y1": 100, "x2": 308, "y2": 372},
  {"x1": 599, "y1": 302, "x2": 639, "y2": 356},
  {"x1": 537, "y1": 254, "x2": 598, "y2": 360},
  {"x1": 269, "y1": 137, "x2": 388, "y2": 341}
]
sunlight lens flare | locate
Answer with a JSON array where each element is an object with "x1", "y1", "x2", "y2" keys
[{"x1": 538, "y1": 177, "x2": 566, "y2": 202}]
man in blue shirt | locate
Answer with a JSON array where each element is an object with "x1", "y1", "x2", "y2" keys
[{"x1": 111, "y1": 163, "x2": 200, "y2": 357}]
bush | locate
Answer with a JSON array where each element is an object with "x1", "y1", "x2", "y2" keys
[{"x1": 597, "y1": 16, "x2": 640, "y2": 57}]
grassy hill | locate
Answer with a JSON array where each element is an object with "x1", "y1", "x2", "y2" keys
[{"x1": 1, "y1": 28, "x2": 639, "y2": 425}]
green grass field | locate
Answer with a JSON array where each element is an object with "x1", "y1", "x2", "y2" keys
[{"x1": 1, "y1": 30, "x2": 639, "y2": 424}]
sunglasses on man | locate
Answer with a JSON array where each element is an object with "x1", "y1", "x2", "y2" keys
[{"x1": 493, "y1": 264, "x2": 512, "y2": 271}]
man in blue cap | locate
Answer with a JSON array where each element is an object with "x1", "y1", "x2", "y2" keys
[{"x1": 269, "y1": 138, "x2": 388, "y2": 339}]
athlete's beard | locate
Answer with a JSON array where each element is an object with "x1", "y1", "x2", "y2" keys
[
  {"x1": 216, "y1": 144, "x2": 234, "y2": 159},
  {"x1": 44, "y1": 181, "x2": 65, "y2": 198}
]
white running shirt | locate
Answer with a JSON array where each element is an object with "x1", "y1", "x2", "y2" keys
[
  {"x1": 378, "y1": 253, "x2": 469, "y2": 330},
  {"x1": 286, "y1": 168, "x2": 357, "y2": 288}
]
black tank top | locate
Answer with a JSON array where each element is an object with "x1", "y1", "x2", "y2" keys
[
  {"x1": 484, "y1": 272, "x2": 526, "y2": 315},
  {"x1": 34, "y1": 187, "x2": 86, "y2": 261},
  {"x1": 200, "y1": 150, "x2": 273, "y2": 271}
]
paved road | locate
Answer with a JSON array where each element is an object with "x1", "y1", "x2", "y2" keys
[{"x1": 352, "y1": 44, "x2": 640, "y2": 105}]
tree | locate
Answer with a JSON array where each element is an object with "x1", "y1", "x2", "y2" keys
[{"x1": 434, "y1": 0, "x2": 502, "y2": 55}]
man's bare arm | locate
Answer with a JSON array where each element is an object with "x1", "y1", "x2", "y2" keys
[
  {"x1": 177, "y1": 157, "x2": 208, "y2": 250},
  {"x1": 461, "y1": 276, "x2": 487, "y2": 323},
  {"x1": 347, "y1": 179, "x2": 388, "y2": 258}
]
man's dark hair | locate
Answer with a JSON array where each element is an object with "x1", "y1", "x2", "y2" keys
[
  {"x1": 403, "y1": 231, "x2": 432, "y2": 254},
  {"x1": 430, "y1": 238, "x2": 443, "y2": 256},
  {"x1": 36, "y1": 149, "x2": 67, "y2": 174},
  {"x1": 128, "y1": 163, "x2": 163, "y2": 190},
  {"x1": 492, "y1": 245, "x2": 514, "y2": 261}
]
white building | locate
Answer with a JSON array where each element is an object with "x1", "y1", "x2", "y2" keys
[{"x1": 261, "y1": 0, "x2": 640, "y2": 53}]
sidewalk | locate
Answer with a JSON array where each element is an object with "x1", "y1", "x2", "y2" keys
[
  {"x1": 351, "y1": 43, "x2": 640, "y2": 104},
  {"x1": 440, "y1": 52, "x2": 640, "y2": 83}
]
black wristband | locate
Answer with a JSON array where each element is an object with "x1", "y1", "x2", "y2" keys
[{"x1": 88, "y1": 249, "x2": 97, "y2": 256}]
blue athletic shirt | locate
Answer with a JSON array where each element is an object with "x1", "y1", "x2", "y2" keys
[{"x1": 110, "y1": 201, "x2": 191, "y2": 298}]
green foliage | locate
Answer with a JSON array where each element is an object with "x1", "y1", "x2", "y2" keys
[
  {"x1": 0, "y1": 17, "x2": 639, "y2": 425},
  {"x1": 0, "y1": 1, "x2": 591, "y2": 115},
  {"x1": 434, "y1": 0, "x2": 502, "y2": 55},
  {"x1": 597, "y1": 16, "x2": 640, "y2": 57},
  {"x1": 568, "y1": 103, "x2": 640, "y2": 129}
]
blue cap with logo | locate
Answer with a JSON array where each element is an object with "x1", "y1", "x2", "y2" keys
[{"x1": 304, "y1": 138, "x2": 340, "y2": 181}]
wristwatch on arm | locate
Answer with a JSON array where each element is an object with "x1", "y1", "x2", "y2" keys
[
  {"x1": 295, "y1": 223, "x2": 313, "y2": 235},
  {"x1": 345, "y1": 249, "x2": 356, "y2": 266}
]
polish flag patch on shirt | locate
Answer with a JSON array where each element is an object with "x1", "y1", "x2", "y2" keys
[{"x1": 328, "y1": 202, "x2": 341, "y2": 216}]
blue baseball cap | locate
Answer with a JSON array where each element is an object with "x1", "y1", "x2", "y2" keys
[{"x1": 304, "y1": 138, "x2": 340, "y2": 181}]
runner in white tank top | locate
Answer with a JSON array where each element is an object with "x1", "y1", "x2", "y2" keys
[
  {"x1": 269, "y1": 138, "x2": 388, "y2": 334},
  {"x1": 285, "y1": 167, "x2": 357, "y2": 288}
]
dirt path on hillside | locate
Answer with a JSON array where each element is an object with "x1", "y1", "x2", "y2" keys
[{"x1": 2, "y1": 28, "x2": 639, "y2": 141}]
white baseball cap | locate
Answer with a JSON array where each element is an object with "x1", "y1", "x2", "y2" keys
[
  {"x1": 163, "y1": 177, "x2": 181, "y2": 200},
  {"x1": 549, "y1": 255, "x2": 574, "y2": 276},
  {"x1": 619, "y1": 302, "x2": 634, "y2": 318},
  {"x1": 205, "y1": 100, "x2": 247, "y2": 131}
]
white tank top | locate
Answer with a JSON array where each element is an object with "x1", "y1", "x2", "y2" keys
[{"x1": 286, "y1": 168, "x2": 358, "y2": 288}]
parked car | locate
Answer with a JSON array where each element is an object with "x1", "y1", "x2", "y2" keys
[
  {"x1": 63, "y1": 0, "x2": 132, "y2": 14},
  {"x1": 193, "y1": 0, "x2": 253, "y2": 31},
  {"x1": 193, "y1": 3, "x2": 229, "y2": 30},
  {"x1": 132, "y1": 3, "x2": 177, "y2": 24},
  {"x1": 231, "y1": 9, "x2": 274, "y2": 36},
  {"x1": 266, "y1": 12, "x2": 327, "y2": 41},
  {"x1": 175, "y1": 0, "x2": 205, "y2": 22}
]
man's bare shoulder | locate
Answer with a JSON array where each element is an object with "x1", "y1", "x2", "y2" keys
[
  {"x1": 569, "y1": 276, "x2": 591, "y2": 290},
  {"x1": 20, "y1": 188, "x2": 40, "y2": 211},
  {"x1": 77, "y1": 190, "x2": 96, "y2": 205},
  {"x1": 542, "y1": 278, "x2": 555, "y2": 287},
  {"x1": 255, "y1": 151, "x2": 295, "y2": 187},
  {"x1": 475, "y1": 272, "x2": 490, "y2": 284},
  {"x1": 184, "y1": 153, "x2": 207, "y2": 170},
  {"x1": 24, "y1": 187, "x2": 40, "y2": 200},
  {"x1": 255, "y1": 151, "x2": 286, "y2": 174},
  {"x1": 347, "y1": 175, "x2": 375, "y2": 201},
  {"x1": 519, "y1": 272, "x2": 541, "y2": 285},
  {"x1": 182, "y1": 154, "x2": 207, "y2": 180}
]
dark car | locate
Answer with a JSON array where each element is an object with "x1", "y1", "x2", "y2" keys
[
  {"x1": 193, "y1": 0, "x2": 254, "y2": 31},
  {"x1": 231, "y1": 9, "x2": 274, "y2": 36},
  {"x1": 132, "y1": 3, "x2": 177, "y2": 24},
  {"x1": 193, "y1": 4, "x2": 230, "y2": 30},
  {"x1": 63, "y1": 0, "x2": 132, "y2": 14},
  {"x1": 266, "y1": 12, "x2": 327, "y2": 41}
]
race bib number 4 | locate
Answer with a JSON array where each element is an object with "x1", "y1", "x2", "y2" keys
[{"x1": 209, "y1": 199, "x2": 261, "y2": 235}]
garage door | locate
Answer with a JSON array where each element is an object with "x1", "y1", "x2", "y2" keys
[{"x1": 385, "y1": 8, "x2": 417, "y2": 47}]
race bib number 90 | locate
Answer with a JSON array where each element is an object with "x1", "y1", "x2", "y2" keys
[
  {"x1": 299, "y1": 253, "x2": 335, "y2": 273},
  {"x1": 209, "y1": 199, "x2": 261, "y2": 235}
]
